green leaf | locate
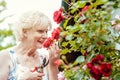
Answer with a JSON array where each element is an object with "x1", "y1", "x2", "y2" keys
[
  {"x1": 75, "y1": 56, "x2": 85, "y2": 63},
  {"x1": 63, "y1": 19, "x2": 69, "y2": 29},
  {"x1": 114, "y1": 73, "x2": 120, "y2": 80},
  {"x1": 60, "y1": 31, "x2": 68, "y2": 37},
  {"x1": 61, "y1": 48, "x2": 69, "y2": 55},
  {"x1": 76, "y1": 37, "x2": 82, "y2": 43},
  {"x1": 65, "y1": 70, "x2": 76, "y2": 79},
  {"x1": 86, "y1": 52, "x2": 95, "y2": 62},
  {"x1": 74, "y1": 70, "x2": 84, "y2": 80},
  {"x1": 65, "y1": 34, "x2": 73, "y2": 40},
  {"x1": 87, "y1": 45, "x2": 95, "y2": 52},
  {"x1": 97, "y1": 0, "x2": 108, "y2": 4},
  {"x1": 0, "y1": 1, "x2": 6, "y2": 7},
  {"x1": 62, "y1": 42, "x2": 69, "y2": 47},
  {"x1": 77, "y1": 1, "x2": 87, "y2": 8},
  {"x1": 92, "y1": 0, "x2": 108, "y2": 8},
  {"x1": 70, "y1": 1, "x2": 87, "y2": 14},
  {"x1": 69, "y1": 25, "x2": 81, "y2": 33}
]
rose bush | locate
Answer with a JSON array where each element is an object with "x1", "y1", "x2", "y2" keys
[
  {"x1": 43, "y1": 27, "x2": 62, "y2": 67},
  {"x1": 53, "y1": 0, "x2": 120, "y2": 80}
]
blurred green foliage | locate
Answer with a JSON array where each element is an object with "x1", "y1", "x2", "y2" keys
[
  {"x1": 0, "y1": 0, "x2": 16, "y2": 50},
  {"x1": 60, "y1": 0, "x2": 120, "y2": 79}
]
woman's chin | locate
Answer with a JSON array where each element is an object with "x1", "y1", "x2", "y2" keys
[{"x1": 36, "y1": 44, "x2": 43, "y2": 49}]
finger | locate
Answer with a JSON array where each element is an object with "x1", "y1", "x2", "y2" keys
[
  {"x1": 33, "y1": 71, "x2": 44, "y2": 76},
  {"x1": 54, "y1": 43, "x2": 59, "y2": 50},
  {"x1": 51, "y1": 43, "x2": 58, "y2": 49},
  {"x1": 37, "y1": 77, "x2": 42, "y2": 80},
  {"x1": 56, "y1": 49, "x2": 61, "y2": 54},
  {"x1": 51, "y1": 44, "x2": 60, "y2": 53},
  {"x1": 37, "y1": 72, "x2": 45, "y2": 77},
  {"x1": 54, "y1": 54, "x2": 59, "y2": 59},
  {"x1": 37, "y1": 73, "x2": 44, "y2": 80}
]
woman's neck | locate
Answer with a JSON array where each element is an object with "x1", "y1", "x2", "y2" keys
[{"x1": 13, "y1": 42, "x2": 37, "y2": 57}]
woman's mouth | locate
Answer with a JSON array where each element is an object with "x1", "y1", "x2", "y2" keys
[{"x1": 37, "y1": 39, "x2": 45, "y2": 44}]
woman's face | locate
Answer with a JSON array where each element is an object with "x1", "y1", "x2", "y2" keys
[{"x1": 26, "y1": 26, "x2": 49, "y2": 49}]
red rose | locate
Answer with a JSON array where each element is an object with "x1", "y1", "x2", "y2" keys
[
  {"x1": 91, "y1": 57, "x2": 100, "y2": 64},
  {"x1": 100, "y1": 63, "x2": 112, "y2": 77},
  {"x1": 43, "y1": 37, "x2": 53, "y2": 49},
  {"x1": 91, "y1": 54, "x2": 104, "y2": 64},
  {"x1": 96, "y1": 54, "x2": 104, "y2": 62},
  {"x1": 87, "y1": 62, "x2": 93, "y2": 69},
  {"x1": 54, "y1": 59, "x2": 62, "y2": 67},
  {"x1": 52, "y1": 27, "x2": 61, "y2": 40},
  {"x1": 82, "y1": 5, "x2": 89, "y2": 12},
  {"x1": 53, "y1": 7, "x2": 65, "y2": 24},
  {"x1": 90, "y1": 67, "x2": 102, "y2": 80}
]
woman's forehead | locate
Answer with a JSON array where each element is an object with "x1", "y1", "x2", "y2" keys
[{"x1": 34, "y1": 25, "x2": 50, "y2": 30}]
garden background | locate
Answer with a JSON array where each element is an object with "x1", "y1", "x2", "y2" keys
[{"x1": 1, "y1": 0, "x2": 120, "y2": 80}]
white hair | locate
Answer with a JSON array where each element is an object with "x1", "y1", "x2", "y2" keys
[{"x1": 12, "y1": 10, "x2": 52, "y2": 41}]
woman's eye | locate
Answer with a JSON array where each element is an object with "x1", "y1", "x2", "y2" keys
[
  {"x1": 37, "y1": 30, "x2": 43, "y2": 33},
  {"x1": 37, "y1": 30, "x2": 47, "y2": 33}
]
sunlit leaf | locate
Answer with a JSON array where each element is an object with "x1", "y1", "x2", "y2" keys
[
  {"x1": 65, "y1": 34, "x2": 73, "y2": 40},
  {"x1": 75, "y1": 55, "x2": 85, "y2": 63},
  {"x1": 114, "y1": 73, "x2": 120, "y2": 80}
]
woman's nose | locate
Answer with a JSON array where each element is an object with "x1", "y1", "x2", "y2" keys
[{"x1": 42, "y1": 32, "x2": 48, "y2": 38}]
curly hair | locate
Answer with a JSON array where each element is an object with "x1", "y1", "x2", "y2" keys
[{"x1": 12, "y1": 10, "x2": 52, "y2": 41}]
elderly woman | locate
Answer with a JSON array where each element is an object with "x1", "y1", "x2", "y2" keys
[{"x1": 0, "y1": 11, "x2": 60, "y2": 80}]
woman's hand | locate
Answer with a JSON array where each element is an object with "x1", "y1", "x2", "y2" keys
[
  {"x1": 17, "y1": 68, "x2": 44, "y2": 80},
  {"x1": 48, "y1": 43, "x2": 61, "y2": 65},
  {"x1": 47, "y1": 43, "x2": 61, "y2": 80}
]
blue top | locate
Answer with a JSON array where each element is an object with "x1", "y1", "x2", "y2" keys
[
  {"x1": 8, "y1": 49, "x2": 49, "y2": 80},
  {"x1": 8, "y1": 50, "x2": 17, "y2": 80}
]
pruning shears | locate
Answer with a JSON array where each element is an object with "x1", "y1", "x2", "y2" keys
[{"x1": 31, "y1": 57, "x2": 49, "y2": 73}]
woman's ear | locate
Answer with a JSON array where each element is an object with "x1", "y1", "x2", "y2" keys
[{"x1": 22, "y1": 28, "x2": 27, "y2": 38}]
